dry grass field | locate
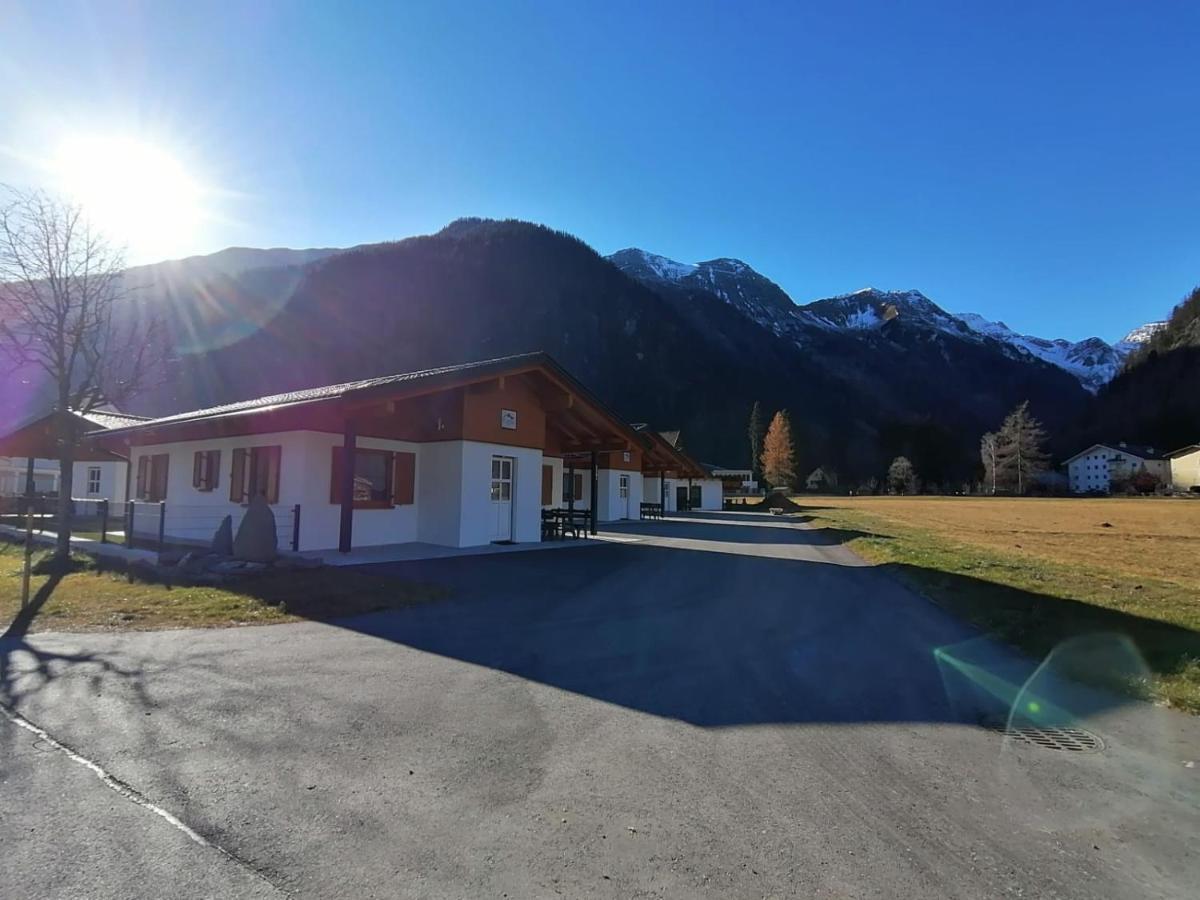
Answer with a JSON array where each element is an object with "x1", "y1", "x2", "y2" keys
[
  {"x1": 790, "y1": 496, "x2": 1200, "y2": 712},
  {"x1": 819, "y1": 496, "x2": 1200, "y2": 593}
]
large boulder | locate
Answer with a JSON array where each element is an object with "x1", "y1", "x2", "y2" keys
[
  {"x1": 211, "y1": 515, "x2": 234, "y2": 556},
  {"x1": 233, "y1": 496, "x2": 278, "y2": 563}
]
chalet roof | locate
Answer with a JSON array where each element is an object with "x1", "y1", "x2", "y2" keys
[
  {"x1": 1063, "y1": 442, "x2": 1168, "y2": 464},
  {"x1": 0, "y1": 407, "x2": 148, "y2": 440},
  {"x1": 98, "y1": 353, "x2": 562, "y2": 433},
  {"x1": 1165, "y1": 444, "x2": 1200, "y2": 458},
  {"x1": 94, "y1": 353, "x2": 649, "y2": 460}
]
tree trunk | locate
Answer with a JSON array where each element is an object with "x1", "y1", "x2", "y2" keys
[{"x1": 54, "y1": 407, "x2": 76, "y2": 560}]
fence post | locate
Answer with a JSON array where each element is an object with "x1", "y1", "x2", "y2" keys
[
  {"x1": 291, "y1": 504, "x2": 301, "y2": 552},
  {"x1": 157, "y1": 501, "x2": 167, "y2": 555},
  {"x1": 126, "y1": 501, "x2": 135, "y2": 549},
  {"x1": 21, "y1": 507, "x2": 34, "y2": 609},
  {"x1": 99, "y1": 499, "x2": 109, "y2": 544}
]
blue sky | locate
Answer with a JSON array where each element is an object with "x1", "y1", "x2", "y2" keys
[{"x1": 1, "y1": 1, "x2": 1197, "y2": 342}]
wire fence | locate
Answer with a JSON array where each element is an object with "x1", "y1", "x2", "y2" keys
[
  {"x1": 0, "y1": 495, "x2": 301, "y2": 553},
  {"x1": 124, "y1": 501, "x2": 301, "y2": 553}
]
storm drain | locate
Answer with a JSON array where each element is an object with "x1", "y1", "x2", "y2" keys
[{"x1": 982, "y1": 718, "x2": 1104, "y2": 753}]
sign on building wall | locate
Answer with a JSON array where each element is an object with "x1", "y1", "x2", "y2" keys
[{"x1": 500, "y1": 408, "x2": 518, "y2": 430}]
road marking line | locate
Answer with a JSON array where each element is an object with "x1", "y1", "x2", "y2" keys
[{"x1": 0, "y1": 701, "x2": 287, "y2": 895}]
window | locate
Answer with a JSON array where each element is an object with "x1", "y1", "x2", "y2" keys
[
  {"x1": 619, "y1": 474, "x2": 630, "y2": 498},
  {"x1": 230, "y1": 446, "x2": 281, "y2": 504},
  {"x1": 192, "y1": 449, "x2": 221, "y2": 492},
  {"x1": 562, "y1": 471, "x2": 584, "y2": 501},
  {"x1": 135, "y1": 454, "x2": 170, "y2": 501},
  {"x1": 490, "y1": 456, "x2": 512, "y2": 501},
  {"x1": 330, "y1": 447, "x2": 414, "y2": 508},
  {"x1": 86, "y1": 466, "x2": 102, "y2": 495}
]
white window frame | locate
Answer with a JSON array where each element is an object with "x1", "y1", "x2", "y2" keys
[{"x1": 86, "y1": 465, "x2": 102, "y2": 495}]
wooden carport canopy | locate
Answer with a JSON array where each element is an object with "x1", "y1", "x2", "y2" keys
[
  {"x1": 92, "y1": 352, "x2": 651, "y2": 549},
  {"x1": 638, "y1": 428, "x2": 710, "y2": 511},
  {"x1": 0, "y1": 410, "x2": 135, "y2": 496}
]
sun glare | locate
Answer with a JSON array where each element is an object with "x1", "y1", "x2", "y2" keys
[{"x1": 50, "y1": 135, "x2": 208, "y2": 262}]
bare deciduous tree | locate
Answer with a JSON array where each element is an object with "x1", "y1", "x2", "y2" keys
[
  {"x1": 0, "y1": 186, "x2": 163, "y2": 560},
  {"x1": 980, "y1": 431, "x2": 999, "y2": 495},
  {"x1": 887, "y1": 455, "x2": 917, "y2": 494},
  {"x1": 994, "y1": 401, "x2": 1049, "y2": 496}
]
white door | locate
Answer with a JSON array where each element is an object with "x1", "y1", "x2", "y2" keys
[
  {"x1": 618, "y1": 474, "x2": 630, "y2": 519},
  {"x1": 490, "y1": 455, "x2": 514, "y2": 541}
]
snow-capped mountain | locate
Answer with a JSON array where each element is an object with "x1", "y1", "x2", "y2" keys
[
  {"x1": 607, "y1": 249, "x2": 795, "y2": 323},
  {"x1": 608, "y1": 247, "x2": 1159, "y2": 392},
  {"x1": 1116, "y1": 321, "x2": 1168, "y2": 349}
]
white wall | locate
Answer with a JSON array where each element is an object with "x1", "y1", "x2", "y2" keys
[
  {"x1": 1069, "y1": 447, "x2": 1169, "y2": 494},
  {"x1": 127, "y1": 431, "x2": 566, "y2": 551},
  {"x1": 0, "y1": 457, "x2": 126, "y2": 501},
  {"x1": 417, "y1": 440, "x2": 463, "y2": 546},
  {"x1": 696, "y1": 478, "x2": 723, "y2": 510},
  {"x1": 1170, "y1": 450, "x2": 1200, "y2": 490},
  {"x1": 129, "y1": 431, "x2": 422, "y2": 550},
  {"x1": 72, "y1": 461, "x2": 127, "y2": 503},
  {"x1": 560, "y1": 462, "x2": 592, "y2": 511},
  {"x1": 595, "y1": 469, "x2": 642, "y2": 521},
  {"x1": 542, "y1": 456, "x2": 564, "y2": 509},
  {"x1": 458, "y1": 441, "x2": 544, "y2": 546}
]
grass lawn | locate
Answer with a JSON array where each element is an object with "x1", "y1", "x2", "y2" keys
[
  {"x1": 0, "y1": 542, "x2": 446, "y2": 634},
  {"x1": 793, "y1": 496, "x2": 1200, "y2": 712}
]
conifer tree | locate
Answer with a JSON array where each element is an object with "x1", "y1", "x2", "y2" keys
[{"x1": 760, "y1": 410, "x2": 796, "y2": 490}]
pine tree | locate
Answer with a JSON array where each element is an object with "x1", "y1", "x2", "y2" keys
[
  {"x1": 760, "y1": 410, "x2": 796, "y2": 490},
  {"x1": 887, "y1": 456, "x2": 917, "y2": 494},
  {"x1": 994, "y1": 401, "x2": 1049, "y2": 495},
  {"x1": 979, "y1": 431, "x2": 999, "y2": 495},
  {"x1": 748, "y1": 401, "x2": 764, "y2": 482}
]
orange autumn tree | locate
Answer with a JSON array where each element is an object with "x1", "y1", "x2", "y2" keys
[{"x1": 760, "y1": 410, "x2": 796, "y2": 491}]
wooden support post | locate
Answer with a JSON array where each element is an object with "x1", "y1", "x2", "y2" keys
[
  {"x1": 589, "y1": 450, "x2": 598, "y2": 536},
  {"x1": 567, "y1": 462, "x2": 575, "y2": 516},
  {"x1": 99, "y1": 499, "x2": 109, "y2": 544},
  {"x1": 24, "y1": 456, "x2": 35, "y2": 498},
  {"x1": 157, "y1": 501, "x2": 167, "y2": 555},
  {"x1": 292, "y1": 504, "x2": 302, "y2": 552},
  {"x1": 125, "y1": 500, "x2": 134, "y2": 548},
  {"x1": 338, "y1": 420, "x2": 357, "y2": 553},
  {"x1": 660, "y1": 472, "x2": 666, "y2": 513}
]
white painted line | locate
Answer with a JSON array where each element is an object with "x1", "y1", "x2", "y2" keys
[
  {"x1": 1, "y1": 701, "x2": 211, "y2": 843},
  {"x1": 0, "y1": 702, "x2": 285, "y2": 894}
]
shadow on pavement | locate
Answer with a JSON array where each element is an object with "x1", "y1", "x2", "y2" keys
[{"x1": 335, "y1": 513, "x2": 1194, "y2": 728}]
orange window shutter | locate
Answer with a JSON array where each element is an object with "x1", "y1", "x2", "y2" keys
[
  {"x1": 393, "y1": 451, "x2": 415, "y2": 505},
  {"x1": 541, "y1": 464, "x2": 553, "y2": 505},
  {"x1": 230, "y1": 448, "x2": 246, "y2": 502},
  {"x1": 136, "y1": 456, "x2": 148, "y2": 499},
  {"x1": 208, "y1": 450, "x2": 221, "y2": 491},
  {"x1": 330, "y1": 447, "x2": 343, "y2": 504},
  {"x1": 267, "y1": 446, "x2": 281, "y2": 503},
  {"x1": 152, "y1": 454, "x2": 169, "y2": 501}
]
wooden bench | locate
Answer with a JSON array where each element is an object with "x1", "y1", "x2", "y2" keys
[{"x1": 639, "y1": 502, "x2": 663, "y2": 520}]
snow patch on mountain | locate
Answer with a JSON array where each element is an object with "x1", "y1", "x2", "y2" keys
[
  {"x1": 608, "y1": 246, "x2": 1161, "y2": 392},
  {"x1": 1117, "y1": 321, "x2": 1167, "y2": 348}
]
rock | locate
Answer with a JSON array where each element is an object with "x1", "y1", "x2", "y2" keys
[
  {"x1": 233, "y1": 495, "x2": 277, "y2": 563},
  {"x1": 213, "y1": 559, "x2": 248, "y2": 574},
  {"x1": 158, "y1": 550, "x2": 185, "y2": 566},
  {"x1": 211, "y1": 515, "x2": 234, "y2": 555}
]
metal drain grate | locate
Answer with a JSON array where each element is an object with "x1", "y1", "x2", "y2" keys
[{"x1": 982, "y1": 718, "x2": 1104, "y2": 753}]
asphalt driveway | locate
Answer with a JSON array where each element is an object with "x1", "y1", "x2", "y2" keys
[{"x1": 2, "y1": 511, "x2": 1197, "y2": 898}]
